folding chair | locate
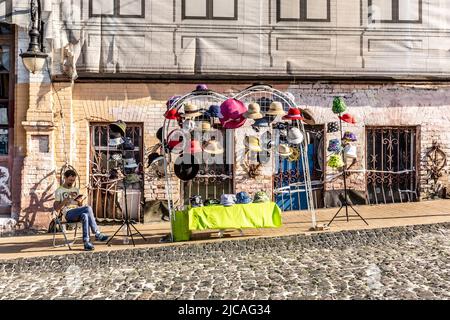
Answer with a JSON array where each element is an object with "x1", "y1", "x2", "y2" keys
[{"x1": 51, "y1": 209, "x2": 79, "y2": 250}]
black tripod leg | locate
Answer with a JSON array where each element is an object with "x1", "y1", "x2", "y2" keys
[
  {"x1": 106, "y1": 220, "x2": 126, "y2": 245},
  {"x1": 327, "y1": 204, "x2": 345, "y2": 227},
  {"x1": 127, "y1": 222, "x2": 136, "y2": 247},
  {"x1": 348, "y1": 203, "x2": 369, "y2": 225},
  {"x1": 130, "y1": 223, "x2": 147, "y2": 241}
]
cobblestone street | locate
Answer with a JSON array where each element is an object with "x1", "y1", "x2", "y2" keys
[{"x1": 1, "y1": 223, "x2": 449, "y2": 300}]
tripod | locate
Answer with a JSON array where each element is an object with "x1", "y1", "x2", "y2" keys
[
  {"x1": 327, "y1": 116, "x2": 369, "y2": 227},
  {"x1": 107, "y1": 162, "x2": 147, "y2": 246}
]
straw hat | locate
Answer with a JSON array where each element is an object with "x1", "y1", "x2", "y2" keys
[
  {"x1": 181, "y1": 103, "x2": 202, "y2": 118},
  {"x1": 301, "y1": 108, "x2": 316, "y2": 125},
  {"x1": 266, "y1": 102, "x2": 286, "y2": 116},
  {"x1": 245, "y1": 136, "x2": 263, "y2": 152},
  {"x1": 244, "y1": 103, "x2": 263, "y2": 119},
  {"x1": 201, "y1": 121, "x2": 211, "y2": 131},
  {"x1": 203, "y1": 140, "x2": 224, "y2": 155},
  {"x1": 278, "y1": 144, "x2": 292, "y2": 157}
]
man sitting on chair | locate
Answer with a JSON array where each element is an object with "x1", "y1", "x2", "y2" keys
[{"x1": 54, "y1": 169, "x2": 108, "y2": 251}]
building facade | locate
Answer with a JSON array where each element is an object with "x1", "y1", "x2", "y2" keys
[{"x1": 0, "y1": 0, "x2": 449, "y2": 229}]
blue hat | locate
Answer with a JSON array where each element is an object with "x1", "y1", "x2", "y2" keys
[
  {"x1": 236, "y1": 191, "x2": 252, "y2": 204},
  {"x1": 253, "y1": 117, "x2": 269, "y2": 127},
  {"x1": 220, "y1": 194, "x2": 236, "y2": 207},
  {"x1": 206, "y1": 105, "x2": 221, "y2": 118}
]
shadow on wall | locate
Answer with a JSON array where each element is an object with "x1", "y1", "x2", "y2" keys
[{"x1": 18, "y1": 171, "x2": 56, "y2": 230}]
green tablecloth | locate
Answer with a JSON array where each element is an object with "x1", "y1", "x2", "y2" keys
[{"x1": 172, "y1": 202, "x2": 282, "y2": 242}]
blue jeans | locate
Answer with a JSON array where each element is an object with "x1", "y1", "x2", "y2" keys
[{"x1": 65, "y1": 206, "x2": 99, "y2": 243}]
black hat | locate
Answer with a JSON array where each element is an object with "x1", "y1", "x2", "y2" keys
[
  {"x1": 156, "y1": 127, "x2": 163, "y2": 141},
  {"x1": 109, "y1": 120, "x2": 126, "y2": 136},
  {"x1": 120, "y1": 137, "x2": 135, "y2": 151},
  {"x1": 174, "y1": 155, "x2": 200, "y2": 181},
  {"x1": 147, "y1": 152, "x2": 161, "y2": 167},
  {"x1": 327, "y1": 122, "x2": 339, "y2": 133}
]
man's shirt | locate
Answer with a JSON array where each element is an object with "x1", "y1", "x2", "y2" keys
[{"x1": 55, "y1": 186, "x2": 79, "y2": 215}]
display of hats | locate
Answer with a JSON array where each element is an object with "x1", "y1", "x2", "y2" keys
[
  {"x1": 236, "y1": 191, "x2": 252, "y2": 204},
  {"x1": 174, "y1": 155, "x2": 200, "y2": 181},
  {"x1": 109, "y1": 131, "x2": 124, "y2": 146},
  {"x1": 196, "y1": 84, "x2": 208, "y2": 91},
  {"x1": 253, "y1": 191, "x2": 270, "y2": 203},
  {"x1": 165, "y1": 108, "x2": 180, "y2": 120},
  {"x1": 278, "y1": 144, "x2": 293, "y2": 157},
  {"x1": 245, "y1": 136, "x2": 263, "y2": 152},
  {"x1": 327, "y1": 122, "x2": 339, "y2": 133},
  {"x1": 109, "y1": 120, "x2": 127, "y2": 136},
  {"x1": 189, "y1": 195, "x2": 203, "y2": 208},
  {"x1": 266, "y1": 101, "x2": 286, "y2": 116},
  {"x1": 243, "y1": 103, "x2": 263, "y2": 120},
  {"x1": 344, "y1": 145, "x2": 357, "y2": 159},
  {"x1": 328, "y1": 154, "x2": 345, "y2": 169},
  {"x1": 219, "y1": 98, "x2": 247, "y2": 129},
  {"x1": 339, "y1": 113, "x2": 357, "y2": 124},
  {"x1": 282, "y1": 108, "x2": 304, "y2": 121},
  {"x1": 332, "y1": 97, "x2": 347, "y2": 114},
  {"x1": 327, "y1": 139, "x2": 342, "y2": 153},
  {"x1": 342, "y1": 131, "x2": 357, "y2": 142},
  {"x1": 220, "y1": 194, "x2": 236, "y2": 207},
  {"x1": 205, "y1": 105, "x2": 222, "y2": 118},
  {"x1": 185, "y1": 139, "x2": 202, "y2": 154},
  {"x1": 203, "y1": 139, "x2": 224, "y2": 155},
  {"x1": 204, "y1": 199, "x2": 221, "y2": 206},
  {"x1": 181, "y1": 103, "x2": 202, "y2": 118},
  {"x1": 301, "y1": 108, "x2": 316, "y2": 125},
  {"x1": 287, "y1": 127, "x2": 304, "y2": 144},
  {"x1": 166, "y1": 96, "x2": 181, "y2": 109}
]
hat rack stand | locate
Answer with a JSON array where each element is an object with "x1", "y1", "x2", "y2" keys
[
  {"x1": 161, "y1": 89, "x2": 228, "y2": 242},
  {"x1": 234, "y1": 85, "x2": 317, "y2": 230}
]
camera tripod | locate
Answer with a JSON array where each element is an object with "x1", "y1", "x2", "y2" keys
[
  {"x1": 107, "y1": 165, "x2": 147, "y2": 246},
  {"x1": 327, "y1": 117, "x2": 369, "y2": 227}
]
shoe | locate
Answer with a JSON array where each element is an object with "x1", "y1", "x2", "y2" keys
[
  {"x1": 84, "y1": 242, "x2": 95, "y2": 251},
  {"x1": 95, "y1": 232, "x2": 109, "y2": 242}
]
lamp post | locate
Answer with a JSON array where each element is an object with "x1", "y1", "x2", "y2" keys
[{"x1": 20, "y1": 0, "x2": 48, "y2": 74}]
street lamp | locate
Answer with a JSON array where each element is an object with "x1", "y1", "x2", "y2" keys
[{"x1": 20, "y1": 0, "x2": 48, "y2": 74}]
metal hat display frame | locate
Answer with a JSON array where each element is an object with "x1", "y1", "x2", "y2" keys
[{"x1": 160, "y1": 84, "x2": 317, "y2": 242}]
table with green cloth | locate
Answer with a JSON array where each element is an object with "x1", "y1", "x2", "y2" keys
[{"x1": 172, "y1": 202, "x2": 282, "y2": 241}]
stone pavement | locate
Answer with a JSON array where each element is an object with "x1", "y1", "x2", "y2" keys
[
  {"x1": 1, "y1": 199, "x2": 450, "y2": 260},
  {"x1": 1, "y1": 222, "x2": 449, "y2": 300}
]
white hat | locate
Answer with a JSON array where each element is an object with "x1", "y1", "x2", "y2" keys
[
  {"x1": 287, "y1": 127, "x2": 304, "y2": 145},
  {"x1": 124, "y1": 158, "x2": 138, "y2": 168},
  {"x1": 278, "y1": 144, "x2": 292, "y2": 157},
  {"x1": 344, "y1": 145, "x2": 357, "y2": 159},
  {"x1": 109, "y1": 137, "x2": 123, "y2": 146},
  {"x1": 220, "y1": 194, "x2": 236, "y2": 207}
]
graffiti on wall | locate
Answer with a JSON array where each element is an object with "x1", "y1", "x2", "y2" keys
[{"x1": 0, "y1": 166, "x2": 11, "y2": 206}]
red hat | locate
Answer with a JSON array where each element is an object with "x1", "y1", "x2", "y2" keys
[
  {"x1": 219, "y1": 99, "x2": 247, "y2": 129},
  {"x1": 185, "y1": 139, "x2": 202, "y2": 154},
  {"x1": 339, "y1": 113, "x2": 357, "y2": 124},
  {"x1": 282, "y1": 108, "x2": 305, "y2": 121},
  {"x1": 165, "y1": 108, "x2": 180, "y2": 120}
]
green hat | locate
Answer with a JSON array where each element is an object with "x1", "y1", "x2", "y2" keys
[
  {"x1": 253, "y1": 191, "x2": 270, "y2": 203},
  {"x1": 332, "y1": 97, "x2": 347, "y2": 114},
  {"x1": 327, "y1": 154, "x2": 344, "y2": 169}
]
